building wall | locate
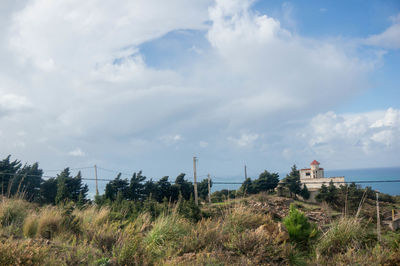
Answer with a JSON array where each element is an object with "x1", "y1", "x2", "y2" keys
[
  {"x1": 300, "y1": 176, "x2": 345, "y2": 191},
  {"x1": 300, "y1": 169, "x2": 324, "y2": 179}
]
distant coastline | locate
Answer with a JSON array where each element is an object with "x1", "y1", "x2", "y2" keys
[{"x1": 207, "y1": 166, "x2": 400, "y2": 196}]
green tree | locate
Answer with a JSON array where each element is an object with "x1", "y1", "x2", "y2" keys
[
  {"x1": 253, "y1": 170, "x2": 279, "y2": 193},
  {"x1": 282, "y1": 164, "x2": 301, "y2": 198},
  {"x1": 300, "y1": 184, "x2": 310, "y2": 200},
  {"x1": 316, "y1": 181, "x2": 339, "y2": 206},
  {"x1": 143, "y1": 179, "x2": 158, "y2": 200},
  {"x1": 283, "y1": 204, "x2": 318, "y2": 246},
  {"x1": 155, "y1": 176, "x2": 172, "y2": 202},
  {"x1": 40, "y1": 178, "x2": 58, "y2": 204},
  {"x1": 240, "y1": 178, "x2": 255, "y2": 195},
  {"x1": 128, "y1": 171, "x2": 146, "y2": 201},
  {"x1": 104, "y1": 173, "x2": 129, "y2": 201},
  {"x1": 55, "y1": 169, "x2": 88, "y2": 204},
  {"x1": 197, "y1": 178, "x2": 212, "y2": 200},
  {"x1": 0, "y1": 155, "x2": 22, "y2": 196},
  {"x1": 55, "y1": 168, "x2": 70, "y2": 204},
  {"x1": 174, "y1": 173, "x2": 193, "y2": 200}
]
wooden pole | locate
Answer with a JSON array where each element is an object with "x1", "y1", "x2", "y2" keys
[
  {"x1": 208, "y1": 174, "x2": 211, "y2": 204},
  {"x1": 244, "y1": 165, "x2": 247, "y2": 180},
  {"x1": 344, "y1": 185, "x2": 348, "y2": 217},
  {"x1": 94, "y1": 165, "x2": 99, "y2": 196},
  {"x1": 376, "y1": 192, "x2": 381, "y2": 242},
  {"x1": 193, "y1": 157, "x2": 198, "y2": 206}
]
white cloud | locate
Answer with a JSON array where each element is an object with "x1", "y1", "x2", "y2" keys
[
  {"x1": 228, "y1": 133, "x2": 259, "y2": 148},
  {"x1": 160, "y1": 134, "x2": 183, "y2": 146},
  {"x1": 0, "y1": 93, "x2": 32, "y2": 116},
  {"x1": 365, "y1": 13, "x2": 400, "y2": 49},
  {"x1": 68, "y1": 148, "x2": 85, "y2": 157},
  {"x1": 298, "y1": 108, "x2": 400, "y2": 165},
  {"x1": 199, "y1": 141, "x2": 209, "y2": 148},
  {"x1": 0, "y1": 0, "x2": 392, "y2": 176}
]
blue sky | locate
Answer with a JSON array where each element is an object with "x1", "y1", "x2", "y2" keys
[{"x1": 0, "y1": 0, "x2": 399, "y2": 188}]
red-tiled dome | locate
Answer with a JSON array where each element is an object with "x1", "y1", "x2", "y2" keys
[{"x1": 310, "y1": 160, "x2": 320, "y2": 165}]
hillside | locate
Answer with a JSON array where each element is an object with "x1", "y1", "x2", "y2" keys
[{"x1": 1, "y1": 193, "x2": 399, "y2": 265}]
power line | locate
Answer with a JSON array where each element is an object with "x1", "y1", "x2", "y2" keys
[
  {"x1": 43, "y1": 166, "x2": 93, "y2": 172},
  {"x1": 1, "y1": 170, "x2": 399, "y2": 185}
]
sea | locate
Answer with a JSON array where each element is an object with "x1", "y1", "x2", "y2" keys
[{"x1": 210, "y1": 167, "x2": 400, "y2": 196}]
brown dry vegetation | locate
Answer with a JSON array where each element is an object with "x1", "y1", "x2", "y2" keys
[{"x1": 0, "y1": 194, "x2": 399, "y2": 265}]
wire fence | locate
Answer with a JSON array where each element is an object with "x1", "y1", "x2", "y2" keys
[{"x1": 1, "y1": 168, "x2": 400, "y2": 186}]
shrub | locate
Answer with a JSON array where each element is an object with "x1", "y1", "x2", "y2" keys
[
  {"x1": 0, "y1": 238, "x2": 48, "y2": 265},
  {"x1": 180, "y1": 218, "x2": 226, "y2": 253},
  {"x1": 23, "y1": 214, "x2": 38, "y2": 238},
  {"x1": 223, "y1": 204, "x2": 267, "y2": 234},
  {"x1": 316, "y1": 217, "x2": 365, "y2": 256},
  {"x1": 61, "y1": 203, "x2": 82, "y2": 236},
  {"x1": 145, "y1": 213, "x2": 190, "y2": 258},
  {"x1": 283, "y1": 204, "x2": 318, "y2": 245},
  {"x1": 176, "y1": 197, "x2": 202, "y2": 222},
  {"x1": 37, "y1": 207, "x2": 62, "y2": 239},
  {"x1": 114, "y1": 223, "x2": 149, "y2": 265},
  {"x1": 0, "y1": 198, "x2": 29, "y2": 228},
  {"x1": 91, "y1": 222, "x2": 120, "y2": 253}
]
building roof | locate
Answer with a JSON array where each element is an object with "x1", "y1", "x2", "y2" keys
[
  {"x1": 300, "y1": 168, "x2": 324, "y2": 171},
  {"x1": 310, "y1": 160, "x2": 320, "y2": 165}
]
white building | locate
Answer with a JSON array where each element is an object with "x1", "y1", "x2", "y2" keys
[{"x1": 300, "y1": 160, "x2": 345, "y2": 201}]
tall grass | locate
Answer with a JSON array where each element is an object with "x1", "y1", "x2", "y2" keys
[
  {"x1": 316, "y1": 217, "x2": 365, "y2": 256},
  {"x1": 23, "y1": 214, "x2": 38, "y2": 238},
  {"x1": 145, "y1": 212, "x2": 190, "y2": 258},
  {"x1": 0, "y1": 198, "x2": 29, "y2": 228},
  {"x1": 37, "y1": 207, "x2": 62, "y2": 239}
]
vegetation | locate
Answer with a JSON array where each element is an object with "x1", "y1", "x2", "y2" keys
[
  {"x1": 1, "y1": 155, "x2": 399, "y2": 265},
  {"x1": 239, "y1": 170, "x2": 280, "y2": 195},
  {"x1": 0, "y1": 191, "x2": 399, "y2": 265},
  {"x1": 280, "y1": 164, "x2": 302, "y2": 198}
]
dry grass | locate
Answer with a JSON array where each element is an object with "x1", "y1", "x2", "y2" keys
[
  {"x1": 23, "y1": 214, "x2": 38, "y2": 238},
  {"x1": 145, "y1": 212, "x2": 191, "y2": 258},
  {"x1": 0, "y1": 195, "x2": 399, "y2": 265},
  {"x1": 36, "y1": 207, "x2": 62, "y2": 239},
  {"x1": 316, "y1": 217, "x2": 366, "y2": 256},
  {"x1": 0, "y1": 198, "x2": 30, "y2": 228},
  {"x1": 0, "y1": 238, "x2": 49, "y2": 266}
]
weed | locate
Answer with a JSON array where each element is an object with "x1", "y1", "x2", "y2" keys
[
  {"x1": 37, "y1": 207, "x2": 62, "y2": 239},
  {"x1": 23, "y1": 214, "x2": 38, "y2": 238}
]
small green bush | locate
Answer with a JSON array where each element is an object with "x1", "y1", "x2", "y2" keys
[{"x1": 283, "y1": 204, "x2": 318, "y2": 245}]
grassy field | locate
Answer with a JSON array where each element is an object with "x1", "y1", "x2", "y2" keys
[{"x1": 0, "y1": 194, "x2": 399, "y2": 265}]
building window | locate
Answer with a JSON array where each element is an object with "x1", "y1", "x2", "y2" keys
[{"x1": 306, "y1": 173, "x2": 310, "y2": 176}]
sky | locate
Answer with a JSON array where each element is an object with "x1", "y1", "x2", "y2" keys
[{"x1": 0, "y1": 0, "x2": 399, "y2": 185}]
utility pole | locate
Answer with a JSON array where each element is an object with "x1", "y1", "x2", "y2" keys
[
  {"x1": 208, "y1": 174, "x2": 211, "y2": 204},
  {"x1": 376, "y1": 192, "x2": 381, "y2": 242},
  {"x1": 94, "y1": 165, "x2": 99, "y2": 196},
  {"x1": 244, "y1": 164, "x2": 248, "y2": 180},
  {"x1": 193, "y1": 156, "x2": 198, "y2": 206}
]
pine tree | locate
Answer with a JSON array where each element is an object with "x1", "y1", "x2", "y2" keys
[
  {"x1": 283, "y1": 164, "x2": 302, "y2": 198},
  {"x1": 300, "y1": 184, "x2": 310, "y2": 200}
]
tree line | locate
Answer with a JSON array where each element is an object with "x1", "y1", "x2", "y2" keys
[
  {"x1": 0, "y1": 155, "x2": 211, "y2": 206},
  {"x1": 0, "y1": 155, "x2": 312, "y2": 205}
]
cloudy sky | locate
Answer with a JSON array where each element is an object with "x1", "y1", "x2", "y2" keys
[{"x1": 1, "y1": 0, "x2": 399, "y2": 182}]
